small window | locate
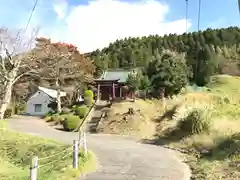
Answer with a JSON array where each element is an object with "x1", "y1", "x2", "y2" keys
[{"x1": 34, "y1": 104, "x2": 42, "y2": 112}]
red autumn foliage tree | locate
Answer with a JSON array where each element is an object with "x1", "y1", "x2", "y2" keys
[{"x1": 32, "y1": 37, "x2": 95, "y2": 112}]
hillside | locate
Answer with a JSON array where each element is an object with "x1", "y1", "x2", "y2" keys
[
  {"x1": 89, "y1": 26, "x2": 240, "y2": 77},
  {"x1": 152, "y1": 75, "x2": 240, "y2": 180},
  {"x1": 91, "y1": 75, "x2": 240, "y2": 180}
]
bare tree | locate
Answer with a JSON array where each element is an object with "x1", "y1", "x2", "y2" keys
[
  {"x1": 32, "y1": 37, "x2": 95, "y2": 112},
  {"x1": 0, "y1": 28, "x2": 38, "y2": 119}
]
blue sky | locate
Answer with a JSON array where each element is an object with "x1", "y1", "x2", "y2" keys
[
  {"x1": 163, "y1": 0, "x2": 240, "y2": 31},
  {"x1": 0, "y1": 0, "x2": 239, "y2": 52}
]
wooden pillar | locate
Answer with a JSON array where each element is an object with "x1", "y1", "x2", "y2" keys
[
  {"x1": 119, "y1": 86, "x2": 122, "y2": 98},
  {"x1": 112, "y1": 82, "x2": 115, "y2": 99},
  {"x1": 97, "y1": 84, "x2": 100, "y2": 100}
]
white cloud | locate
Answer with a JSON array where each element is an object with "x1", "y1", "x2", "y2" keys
[
  {"x1": 41, "y1": 0, "x2": 192, "y2": 53},
  {"x1": 53, "y1": 0, "x2": 68, "y2": 20}
]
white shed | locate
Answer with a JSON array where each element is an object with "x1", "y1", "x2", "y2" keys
[{"x1": 26, "y1": 86, "x2": 66, "y2": 116}]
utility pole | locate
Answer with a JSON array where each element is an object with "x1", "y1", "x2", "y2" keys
[
  {"x1": 238, "y1": 0, "x2": 240, "y2": 14},
  {"x1": 185, "y1": 0, "x2": 188, "y2": 33},
  {"x1": 195, "y1": 0, "x2": 202, "y2": 84}
]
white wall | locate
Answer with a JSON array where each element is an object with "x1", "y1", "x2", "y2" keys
[{"x1": 26, "y1": 90, "x2": 53, "y2": 116}]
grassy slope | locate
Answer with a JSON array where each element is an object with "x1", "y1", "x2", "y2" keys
[
  {"x1": 154, "y1": 75, "x2": 240, "y2": 180},
  {"x1": 97, "y1": 75, "x2": 240, "y2": 179},
  {"x1": 90, "y1": 75, "x2": 239, "y2": 179},
  {"x1": 0, "y1": 122, "x2": 96, "y2": 180}
]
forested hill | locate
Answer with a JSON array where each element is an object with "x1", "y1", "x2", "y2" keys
[{"x1": 89, "y1": 26, "x2": 240, "y2": 75}]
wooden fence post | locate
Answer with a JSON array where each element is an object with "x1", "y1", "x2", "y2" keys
[
  {"x1": 30, "y1": 156, "x2": 38, "y2": 180},
  {"x1": 83, "y1": 132, "x2": 87, "y2": 155},
  {"x1": 73, "y1": 139, "x2": 79, "y2": 169}
]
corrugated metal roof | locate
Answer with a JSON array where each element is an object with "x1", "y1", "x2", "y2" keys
[
  {"x1": 99, "y1": 69, "x2": 133, "y2": 83},
  {"x1": 38, "y1": 86, "x2": 66, "y2": 98}
]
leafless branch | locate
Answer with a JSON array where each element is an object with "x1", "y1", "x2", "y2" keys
[{"x1": 12, "y1": 70, "x2": 39, "y2": 85}]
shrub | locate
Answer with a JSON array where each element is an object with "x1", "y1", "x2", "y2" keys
[
  {"x1": 178, "y1": 108, "x2": 211, "y2": 135},
  {"x1": 44, "y1": 115, "x2": 52, "y2": 122},
  {"x1": 84, "y1": 90, "x2": 94, "y2": 98},
  {"x1": 44, "y1": 113, "x2": 66, "y2": 124},
  {"x1": 14, "y1": 103, "x2": 25, "y2": 114},
  {"x1": 61, "y1": 107, "x2": 71, "y2": 114},
  {"x1": 62, "y1": 114, "x2": 82, "y2": 131},
  {"x1": 209, "y1": 133, "x2": 240, "y2": 159},
  {"x1": 51, "y1": 114, "x2": 65, "y2": 124},
  {"x1": 84, "y1": 90, "x2": 94, "y2": 106},
  {"x1": 75, "y1": 105, "x2": 89, "y2": 118}
]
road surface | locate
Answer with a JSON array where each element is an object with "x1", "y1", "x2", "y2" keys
[{"x1": 7, "y1": 116, "x2": 191, "y2": 180}]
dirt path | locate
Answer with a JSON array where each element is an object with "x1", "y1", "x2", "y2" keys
[{"x1": 7, "y1": 116, "x2": 191, "y2": 180}]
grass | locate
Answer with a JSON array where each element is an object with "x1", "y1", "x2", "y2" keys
[
  {"x1": 151, "y1": 75, "x2": 240, "y2": 180},
  {"x1": 0, "y1": 121, "x2": 97, "y2": 180}
]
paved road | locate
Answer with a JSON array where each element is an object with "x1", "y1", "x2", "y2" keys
[{"x1": 7, "y1": 116, "x2": 191, "y2": 180}]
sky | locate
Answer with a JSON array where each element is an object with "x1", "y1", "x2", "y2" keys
[{"x1": 0, "y1": 0, "x2": 239, "y2": 53}]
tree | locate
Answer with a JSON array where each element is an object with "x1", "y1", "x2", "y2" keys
[
  {"x1": 33, "y1": 37, "x2": 95, "y2": 112},
  {"x1": 139, "y1": 75, "x2": 151, "y2": 99},
  {"x1": 126, "y1": 71, "x2": 141, "y2": 100},
  {"x1": 195, "y1": 44, "x2": 217, "y2": 86},
  {"x1": 147, "y1": 51, "x2": 189, "y2": 97},
  {"x1": 0, "y1": 28, "x2": 39, "y2": 119},
  {"x1": 88, "y1": 26, "x2": 240, "y2": 77}
]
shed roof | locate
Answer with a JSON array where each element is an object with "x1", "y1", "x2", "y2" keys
[
  {"x1": 97, "y1": 69, "x2": 134, "y2": 83},
  {"x1": 38, "y1": 86, "x2": 66, "y2": 98}
]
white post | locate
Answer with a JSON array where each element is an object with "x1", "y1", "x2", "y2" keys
[
  {"x1": 30, "y1": 156, "x2": 38, "y2": 180},
  {"x1": 83, "y1": 132, "x2": 87, "y2": 155},
  {"x1": 73, "y1": 140, "x2": 79, "y2": 169}
]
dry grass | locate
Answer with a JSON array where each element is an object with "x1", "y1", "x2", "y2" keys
[
  {"x1": 97, "y1": 99, "x2": 160, "y2": 139},
  {"x1": 153, "y1": 75, "x2": 240, "y2": 180}
]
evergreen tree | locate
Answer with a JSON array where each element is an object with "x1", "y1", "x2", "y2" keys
[
  {"x1": 147, "y1": 51, "x2": 188, "y2": 96},
  {"x1": 195, "y1": 44, "x2": 217, "y2": 86},
  {"x1": 88, "y1": 26, "x2": 240, "y2": 79}
]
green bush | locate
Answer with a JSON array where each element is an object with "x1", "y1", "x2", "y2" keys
[
  {"x1": 44, "y1": 115, "x2": 52, "y2": 122},
  {"x1": 51, "y1": 114, "x2": 65, "y2": 124},
  {"x1": 62, "y1": 114, "x2": 82, "y2": 131},
  {"x1": 61, "y1": 107, "x2": 71, "y2": 114},
  {"x1": 71, "y1": 105, "x2": 77, "y2": 111},
  {"x1": 44, "y1": 113, "x2": 66, "y2": 124},
  {"x1": 14, "y1": 103, "x2": 25, "y2": 114},
  {"x1": 84, "y1": 90, "x2": 94, "y2": 98},
  {"x1": 75, "y1": 105, "x2": 89, "y2": 118},
  {"x1": 84, "y1": 90, "x2": 94, "y2": 106},
  {"x1": 178, "y1": 108, "x2": 211, "y2": 135}
]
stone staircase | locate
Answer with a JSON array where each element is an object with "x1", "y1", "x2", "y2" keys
[{"x1": 83, "y1": 100, "x2": 108, "y2": 133}]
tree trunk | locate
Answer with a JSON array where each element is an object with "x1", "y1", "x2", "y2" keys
[
  {"x1": 144, "y1": 90, "x2": 147, "y2": 100},
  {"x1": 0, "y1": 80, "x2": 13, "y2": 119},
  {"x1": 56, "y1": 79, "x2": 62, "y2": 113}
]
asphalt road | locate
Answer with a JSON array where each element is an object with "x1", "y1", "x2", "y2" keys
[{"x1": 7, "y1": 116, "x2": 191, "y2": 180}]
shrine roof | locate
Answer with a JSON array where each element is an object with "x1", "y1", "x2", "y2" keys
[{"x1": 96, "y1": 69, "x2": 135, "y2": 83}]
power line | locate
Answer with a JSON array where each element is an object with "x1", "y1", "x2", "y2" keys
[
  {"x1": 185, "y1": 0, "x2": 188, "y2": 33},
  {"x1": 24, "y1": 0, "x2": 39, "y2": 33},
  {"x1": 197, "y1": 0, "x2": 201, "y2": 31}
]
